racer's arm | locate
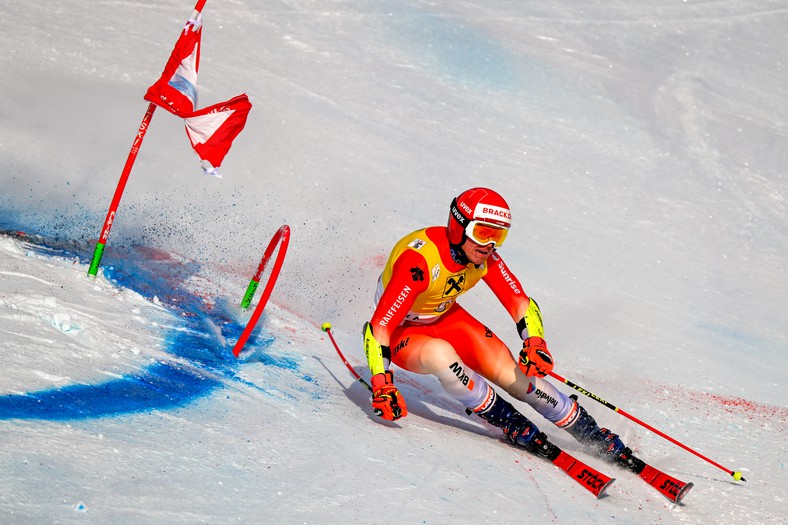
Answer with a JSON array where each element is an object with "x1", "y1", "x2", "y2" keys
[
  {"x1": 364, "y1": 249, "x2": 429, "y2": 420},
  {"x1": 367, "y1": 248, "x2": 429, "y2": 357},
  {"x1": 483, "y1": 252, "x2": 543, "y2": 338},
  {"x1": 483, "y1": 251, "x2": 552, "y2": 377}
]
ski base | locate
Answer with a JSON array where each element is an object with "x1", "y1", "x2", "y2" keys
[
  {"x1": 530, "y1": 433, "x2": 615, "y2": 498},
  {"x1": 618, "y1": 450, "x2": 693, "y2": 504}
]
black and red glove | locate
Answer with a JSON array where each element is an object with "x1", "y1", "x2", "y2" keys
[
  {"x1": 518, "y1": 337, "x2": 554, "y2": 377},
  {"x1": 371, "y1": 371, "x2": 408, "y2": 421}
]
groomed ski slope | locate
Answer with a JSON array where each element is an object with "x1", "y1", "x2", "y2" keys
[{"x1": 1, "y1": 1, "x2": 786, "y2": 523}]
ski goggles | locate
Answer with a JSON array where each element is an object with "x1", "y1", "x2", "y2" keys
[{"x1": 466, "y1": 220, "x2": 509, "y2": 247}]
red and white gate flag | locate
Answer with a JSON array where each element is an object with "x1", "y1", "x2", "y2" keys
[
  {"x1": 184, "y1": 94, "x2": 252, "y2": 177},
  {"x1": 143, "y1": 8, "x2": 253, "y2": 176},
  {"x1": 144, "y1": 14, "x2": 202, "y2": 116}
]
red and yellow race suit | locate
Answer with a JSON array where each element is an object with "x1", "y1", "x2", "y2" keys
[
  {"x1": 367, "y1": 226, "x2": 575, "y2": 424},
  {"x1": 371, "y1": 226, "x2": 529, "y2": 334}
]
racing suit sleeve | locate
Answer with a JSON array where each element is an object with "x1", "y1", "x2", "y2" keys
[
  {"x1": 482, "y1": 251, "x2": 543, "y2": 338},
  {"x1": 368, "y1": 248, "x2": 430, "y2": 348}
]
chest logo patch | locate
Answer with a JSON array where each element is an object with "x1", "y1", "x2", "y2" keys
[{"x1": 443, "y1": 274, "x2": 466, "y2": 297}]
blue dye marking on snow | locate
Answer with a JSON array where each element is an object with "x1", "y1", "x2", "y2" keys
[
  {"x1": 698, "y1": 321, "x2": 760, "y2": 345},
  {"x1": 377, "y1": 1, "x2": 521, "y2": 91},
  {"x1": 0, "y1": 231, "x2": 306, "y2": 420},
  {"x1": 696, "y1": 321, "x2": 777, "y2": 360},
  {"x1": 0, "y1": 362, "x2": 218, "y2": 420}
]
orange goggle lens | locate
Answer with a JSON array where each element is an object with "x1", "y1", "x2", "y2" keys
[{"x1": 466, "y1": 221, "x2": 508, "y2": 247}]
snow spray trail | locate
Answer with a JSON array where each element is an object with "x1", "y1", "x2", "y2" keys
[{"x1": 0, "y1": 232, "x2": 301, "y2": 420}]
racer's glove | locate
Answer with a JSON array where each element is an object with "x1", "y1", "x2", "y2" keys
[
  {"x1": 518, "y1": 337, "x2": 554, "y2": 377},
  {"x1": 371, "y1": 371, "x2": 408, "y2": 421}
]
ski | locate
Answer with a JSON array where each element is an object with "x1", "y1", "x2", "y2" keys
[
  {"x1": 617, "y1": 449, "x2": 693, "y2": 504},
  {"x1": 529, "y1": 433, "x2": 615, "y2": 498}
]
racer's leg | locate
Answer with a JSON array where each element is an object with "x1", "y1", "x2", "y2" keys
[
  {"x1": 390, "y1": 331, "x2": 491, "y2": 411},
  {"x1": 389, "y1": 326, "x2": 539, "y2": 448},
  {"x1": 431, "y1": 305, "x2": 578, "y2": 426}
]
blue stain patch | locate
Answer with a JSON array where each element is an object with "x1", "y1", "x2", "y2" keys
[
  {"x1": 0, "y1": 362, "x2": 218, "y2": 420},
  {"x1": 377, "y1": 1, "x2": 521, "y2": 91},
  {"x1": 0, "y1": 231, "x2": 306, "y2": 420},
  {"x1": 697, "y1": 321, "x2": 762, "y2": 347}
]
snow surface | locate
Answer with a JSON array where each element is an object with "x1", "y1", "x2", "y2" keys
[{"x1": 1, "y1": 0, "x2": 787, "y2": 523}]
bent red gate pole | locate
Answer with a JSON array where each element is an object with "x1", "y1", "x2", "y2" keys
[
  {"x1": 549, "y1": 370, "x2": 745, "y2": 481},
  {"x1": 87, "y1": 0, "x2": 209, "y2": 277},
  {"x1": 232, "y1": 225, "x2": 291, "y2": 357}
]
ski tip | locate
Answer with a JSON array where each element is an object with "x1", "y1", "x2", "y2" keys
[
  {"x1": 674, "y1": 481, "x2": 694, "y2": 504},
  {"x1": 597, "y1": 477, "x2": 615, "y2": 499}
]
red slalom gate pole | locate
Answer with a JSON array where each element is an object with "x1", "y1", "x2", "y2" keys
[
  {"x1": 88, "y1": 0, "x2": 209, "y2": 277},
  {"x1": 549, "y1": 370, "x2": 746, "y2": 481},
  {"x1": 232, "y1": 225, "x2": 291, "y2": 357},
  {"x1": 88, "y1": 103, "x2": 157, "y2": 276},
  {"x1": 321, "y1": 323, "x2": 372, "y2": 392},
  {"x1": 239, "y1": 225, "x2": 291, "y2": 311}
]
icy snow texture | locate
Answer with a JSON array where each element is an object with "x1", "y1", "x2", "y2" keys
[{"x1": 1, "y1": 1, "x2": 786, "y2": 523}]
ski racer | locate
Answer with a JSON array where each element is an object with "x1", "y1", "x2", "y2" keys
[{"x1": 362, "y1": 187, "x2": 629, "y2": 462}]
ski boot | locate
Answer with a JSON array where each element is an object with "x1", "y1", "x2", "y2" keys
[
  {"x1": 615, "y1": 446, "x2": 647, "y2": 473},
  {"x1": 563, "y1": 395, "x2": 626, "y2": 462},
  {"x1": 475, "y1": 391, "x2": 539, "y2": 448}
]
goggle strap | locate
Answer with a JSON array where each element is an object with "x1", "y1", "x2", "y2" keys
[{"x1": 450, "y1": 198, "x2": 470, "y2": 228}]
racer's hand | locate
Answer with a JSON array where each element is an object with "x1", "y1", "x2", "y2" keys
[
  {"x1": 518, "y1": 337, "x2": 554, "y2": 377},
  {"x1": 371, "y1": 371, "x2": 408, "y2": 421}
]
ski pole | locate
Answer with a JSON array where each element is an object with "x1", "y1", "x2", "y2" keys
[
  {"x1": 549, "y1": 370, "x2": 746, "y2": 482},
  {"x1": 321, "y1": 323, "x2": 372, "y2": 391}
]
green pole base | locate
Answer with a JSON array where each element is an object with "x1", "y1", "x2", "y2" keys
[
  {"x1": 240, "y1": 280, "x2": 260, "y2": 310},
  {"x1": 88, "y1": 242, "x2": 106, "y2": 277}
]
